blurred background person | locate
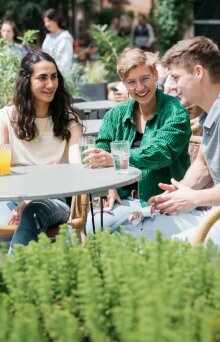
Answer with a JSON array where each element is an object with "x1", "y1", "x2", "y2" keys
[
  {"x1": 109, "y1": 17, "x2": 120, "y2": 34},
  {"x1": 0, "y1": 20, "x2": 28, "y2": 56},
  {"x1": 131, "y1": 13, "x2": 155, "y2": 51},
  {"x1": 118, "y1": 14, "x2": 133, "y2": 37},
  {"x1": 107, "y1": 81, "x2": 129, "y2": 102},
  {"x1": 42, "y1": 8, "x2": 74, "y2": 75}
]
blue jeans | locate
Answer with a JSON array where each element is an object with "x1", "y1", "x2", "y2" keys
[
  {"x1": 85, "y1": 197, "x2": 142, "y2": 234},
  {"x1": 0, "y1": 199, "x2": 70, "y2": 253},
  {"x1": 85, "y1": 196, "x2": 209, "y2": 240}
]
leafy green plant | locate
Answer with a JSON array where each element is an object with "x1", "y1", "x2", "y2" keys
[
  {"x1": 84, "y1": 61, "x2": 108, "y2": 83},
  {"x1": 153, "y1": 0, "x2": 194, "y2": 55},
  {"x1": 17, "y1": 29, "x2": 39, "y2": 45},
  {"x1": 64, "y1": 60, "x2": 108, "y2": 97},
  {"x1": 63, "y1": 61, "x2": 89, "y2": 97},
  {"x1": 0, "y1": 30, "x2": 38, "y2": 108},
  {"x1": 0, "y1": 41, "x2": 21, "y2": 107},
  {"x1": 88, "y1": 24, "x2": 130, "y2": 81},
  {"x1": 1, "y1": 226, "x2": 220, "y2": 341}
]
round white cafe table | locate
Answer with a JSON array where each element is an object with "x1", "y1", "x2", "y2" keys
[
  {"x1": 0, "y1": 164, "x2": 141, "y2": 201},
  {"x1": 0, "y1": 164, "x2": 141, "y2": 233},
  {"x1": 74, "y1": 100, "x2": 117, "y2": 112}
]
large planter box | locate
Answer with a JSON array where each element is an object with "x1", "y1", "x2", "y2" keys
[{"x1": 77, "y1": 82, "x2": 107, "y2": 101}]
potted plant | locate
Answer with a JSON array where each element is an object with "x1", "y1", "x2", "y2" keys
[{"x1": 0, "y1": 30, "x2": 38, "y2": 108}]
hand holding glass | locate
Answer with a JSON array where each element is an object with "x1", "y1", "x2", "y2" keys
[
  {"x1": 111, "y1": 140, "x2": 130, "y2": 174},
  {"x1": 79, "y1": 136, "x2": 96, "y2": 166},
  {"x1": 0, "y1": 144, "x2": 11, "y2": 175}
]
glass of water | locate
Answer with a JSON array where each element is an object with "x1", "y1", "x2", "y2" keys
[
  {"x1": 79, "y1": 136, "x2": 96, "y2": 166},
  {"x1": 110, "y1": 140, "x2": 130, "y2": 174}
]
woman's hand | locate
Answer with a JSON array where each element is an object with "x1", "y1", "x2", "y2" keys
[
  {"x1": 104, "y1": 189, "x2": 124, "y2": 211},
  {"x1": 84, "y1": 147, "x2": 114, "y2": 168},
  {"x1": 8, "y1": 201, "x2": 29, "y2": 225}
]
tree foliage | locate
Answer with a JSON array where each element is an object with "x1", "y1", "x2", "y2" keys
[
  {"x1": 0, "y1": 0, "x2": 96, "y2": 37},
  {"x1": 154, "y1": 0, "x2": 194, "y2": 55}
]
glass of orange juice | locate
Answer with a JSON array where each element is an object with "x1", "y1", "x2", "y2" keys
[{"x1": 0, "y1": 144, "x2": 11, "y2": 175}]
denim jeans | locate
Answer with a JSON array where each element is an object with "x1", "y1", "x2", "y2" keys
[
  {"x1": 85, "y1": 196, "x2": 210, "y2": 241},
  {"x1": 4, "y1": 199, "x2": 70, "y2": 253}
]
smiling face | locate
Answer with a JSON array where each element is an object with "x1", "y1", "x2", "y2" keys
[
  {"x1": 30, "y1": 60, "x2": 58, "y2": 107},
  {"x1": 170, "y1": 65, "x2": 201, "y2": 107},
  {"x1": 124, "y1": 64, "x2": 158, "y2": 107},
  {"x1": 1, "y1": 22, "x2": 14, "y2": 43}
]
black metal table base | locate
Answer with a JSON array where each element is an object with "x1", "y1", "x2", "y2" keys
[{"x1": 89, "y1": 194, "x2": 104, "y2": 234}]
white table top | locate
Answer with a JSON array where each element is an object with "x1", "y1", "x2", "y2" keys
[
  {"x1": 0, "y1": 164, "x2": 141, "y2": 201},
  {"x1": 83, "y1": 119, "x2": 103, "y2": 136},
  {"x1": 74, "y1": 100, "x2": 118, "y2": 112}
]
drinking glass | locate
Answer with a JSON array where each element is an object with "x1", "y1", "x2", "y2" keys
[
  {"x1": 0, "y1": 144, "x2": 11, "y2": 175},
  {"x1": 110, "y1": 140, "x2": 130, "y2": 174},
  {"x1": 79, "y1": 136, "x2": 96, "y2": 166}
]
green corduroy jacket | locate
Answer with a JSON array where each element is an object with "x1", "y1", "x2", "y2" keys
[{"x1": 96, "y1": 90, "x2": 191, "y2": 207}]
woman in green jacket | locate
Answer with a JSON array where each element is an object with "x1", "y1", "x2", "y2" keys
[{"x1": 84, "y1": 47, "x2": 191, "y2": 235}]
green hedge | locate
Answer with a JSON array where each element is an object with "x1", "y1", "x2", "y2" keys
[{"x1": 0, "y1": 227, "x2": 220, "y2": 341}]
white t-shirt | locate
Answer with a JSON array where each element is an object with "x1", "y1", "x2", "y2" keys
[
  {"x1": 0, "y1": 106, "x2": 77, "y2": 166},
  {"x1": 42, "y1": 30, "x2": 74, "y2": 74}
]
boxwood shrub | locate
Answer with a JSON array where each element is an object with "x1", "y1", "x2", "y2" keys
[{"x1": 0, "y1": 226, "x2": 220, "y2": 341}]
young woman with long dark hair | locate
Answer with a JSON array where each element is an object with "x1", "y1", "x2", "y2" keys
[{"x1": 0, "y1": 50, "x2": 82, "y2": 251}]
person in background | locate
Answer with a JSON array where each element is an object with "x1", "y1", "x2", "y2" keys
[
  {"x1": 0, "y1": 20, "x2": 28, "y2": 56},
  {"x1": 109, "y1": 17, "x2": 120, "y2": 34},
  {"x1": 42, "y1": 8, "x2": 74, "y2": 75},
  {"x1": 84, "y1": 47, "x2": 191, "y2": 233},
  {"x1": 118, "y1": 14, "x2": 133, "y2": 37},
  {"x1": 107, "y1": 81, "x2": 129, "y2": 102},
  {"x1": 0, "y1": 50, "x2": 82, "y2": 252},
  {"x1": 131, "y1": 13, "x2": 155, "y2": 51}
]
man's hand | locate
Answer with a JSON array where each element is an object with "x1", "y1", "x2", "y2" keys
[
  {"x1": 8, "y1": 201, "x2": 28, "y2": 225},
  {"x1": 84, "y1": 148, "x2": 114, "y2": 168},
  {"x1": 149, "y1": 179, "x2": 196, "y2": 215},
  {"x1": 104, "y1": 189, "x2": 124, "y2": 212}
]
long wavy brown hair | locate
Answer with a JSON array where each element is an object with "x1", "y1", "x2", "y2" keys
[{"x1": 12, "y1": 50, "x2": 81, "y2": 141}]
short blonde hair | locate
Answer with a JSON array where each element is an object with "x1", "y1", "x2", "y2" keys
[{"x1": 117, "y1": 47, "x2": 159, "y2": 80}]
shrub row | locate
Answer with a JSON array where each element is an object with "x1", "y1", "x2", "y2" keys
[{"x1": 0, "y1": 227, "x2": 220, "y2": 341}]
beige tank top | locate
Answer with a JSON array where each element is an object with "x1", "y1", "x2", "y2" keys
[{"x1": 0, "y1": 106, "x2": 77, "y2": 166}]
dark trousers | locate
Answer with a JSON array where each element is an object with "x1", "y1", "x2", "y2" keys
[{"x1": 9, "y1": 199, "x2": 70, "y2": 253}]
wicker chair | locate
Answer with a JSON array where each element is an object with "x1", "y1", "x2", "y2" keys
[
  {"x1": 188, "y1": 135, "x2": 202, "y2": 163},
  {"x1": 191, "y1": 207, "x2": 220, "y2": 246},
  {"x1": 188, "y1": 135, "x2": 219, "y2": 245},
  {"x1": 0, "y1": 194, "x2": 89, "y2": 242}
]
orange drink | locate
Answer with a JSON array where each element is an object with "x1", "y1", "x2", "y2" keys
[{"x1": 0, "y1": 144, "x2": 11, "y2": 175}]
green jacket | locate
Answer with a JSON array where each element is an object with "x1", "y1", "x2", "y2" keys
[{"x1": 96, "y1": 90, "x2": 191, "y2": 207}]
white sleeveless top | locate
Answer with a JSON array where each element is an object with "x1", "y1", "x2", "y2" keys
[{"x1": 0, "y1": 106, "x2": 77, "y2": 166}]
